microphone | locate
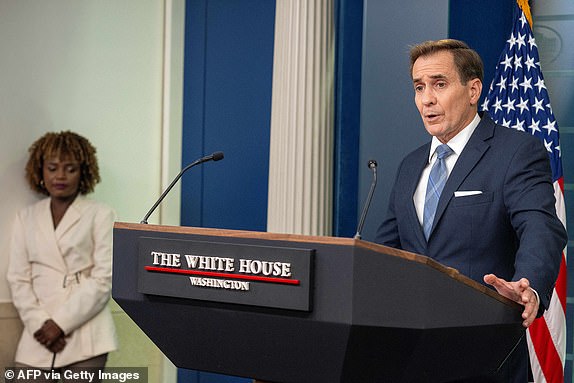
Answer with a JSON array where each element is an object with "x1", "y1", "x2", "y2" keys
[
  {"x1": 354, "y1": 159, "x2": 378, "y2": 240},
  {"x1": 140, "y1": 151, "x2": 224, "y2": 224}
]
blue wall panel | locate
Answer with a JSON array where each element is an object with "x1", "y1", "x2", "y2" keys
[
  {"x1": 333, "y1": 0, "x2": 363, "y2": 238},
  {"x1": 181, "y1": 0, "x2": 208, "y2": 228},
  {"x1": 181, "y1": 0, "x2": 275, "y2": 232}
]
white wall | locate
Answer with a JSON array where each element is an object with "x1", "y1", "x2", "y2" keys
[
  {"x1": 0, "y1": 0, "x2": 177, "y2": 300},
  {"x1": 0, "y1": 0, "x2": 183, "y2": 379}
]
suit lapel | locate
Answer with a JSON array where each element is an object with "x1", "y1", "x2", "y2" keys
[
  {"x1": 407, "y1": 144, "x2": 431, "y2": 248},
  {"x1": 430, "y1": 116, "x2": 494, "y2": 237}
]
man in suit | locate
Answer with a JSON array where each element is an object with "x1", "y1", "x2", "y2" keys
[{"x1": 374, "y1": 39, "x2": 567, "y2": 382}]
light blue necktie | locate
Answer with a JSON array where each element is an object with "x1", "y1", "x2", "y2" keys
[{"x1": 423, "y1": 144, "x2": 454, "y2": 240}]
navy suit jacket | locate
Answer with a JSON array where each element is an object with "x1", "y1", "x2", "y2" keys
[{"x1": 375, "y1": 114, "x2": 567, "y2": 382}]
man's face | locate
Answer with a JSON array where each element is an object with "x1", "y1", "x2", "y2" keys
[{"x1": 412, "y1": 50, "x2": 482, "y2": 143}]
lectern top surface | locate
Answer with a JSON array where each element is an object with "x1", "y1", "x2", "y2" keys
[{"x1": 114, "y1": 222, "x2": 520, "y2": 309}]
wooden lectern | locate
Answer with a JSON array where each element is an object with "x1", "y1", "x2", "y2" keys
[{"x1": 112, "y1": 222, "x2": 524, "y2": 383}]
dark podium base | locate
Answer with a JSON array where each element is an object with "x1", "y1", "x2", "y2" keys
[{"x1": 113, "y1": 223, "x2": 524, "y2": 383}]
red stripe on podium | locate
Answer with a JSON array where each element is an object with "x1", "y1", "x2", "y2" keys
[{"x1": 144, "y1": 266, "x2": 301, "y2": 285}]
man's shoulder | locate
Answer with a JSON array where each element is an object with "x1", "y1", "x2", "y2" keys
[
  {"x1": 403, "y1": 141, "x2": 430, "y2": 160},
  {"x1": 476, "y1": 114, "x2": 544, "y2": 152}
]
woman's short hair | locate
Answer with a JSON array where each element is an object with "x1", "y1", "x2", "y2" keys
[{"x1": 25, "y1": 131, "x2": 101, "y2": 196}]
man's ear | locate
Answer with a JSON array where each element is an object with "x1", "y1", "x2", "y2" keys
[{"x1": 469, "y1": 78, "x2": 483, "y2": 105}]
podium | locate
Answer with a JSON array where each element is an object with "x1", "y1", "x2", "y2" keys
[{"x1": 112, "y1": 222, "x2": 524, "y2": 383}]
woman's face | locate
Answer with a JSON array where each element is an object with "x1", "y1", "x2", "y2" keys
[{"x1": 42, "y1": 155, "x2": 81, "y2": 200}]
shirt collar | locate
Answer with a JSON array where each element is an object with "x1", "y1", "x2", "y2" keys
[{"x1": 428, "y1": 114, "x2": 481, "y2": 163}]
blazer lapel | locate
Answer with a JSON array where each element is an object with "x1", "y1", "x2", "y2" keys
[
  {"x1": 430, "y1": 116, "x2": 494, "y2": 236},
  {"x1": 55, "y1": 197, "x2": 82, "y2": 240},
  {"x1": 36, "y1": 198, "x2": 68, "y2": 271}
]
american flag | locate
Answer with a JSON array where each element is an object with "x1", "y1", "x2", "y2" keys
[{"x1": 481, "y1": 1, "x2": 567, "y2": 382}]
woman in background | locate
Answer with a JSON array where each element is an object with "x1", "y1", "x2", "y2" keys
[{"x1": 8, "y1": 131, "x2": 117, "y2": 380}]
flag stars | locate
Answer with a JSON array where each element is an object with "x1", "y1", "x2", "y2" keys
[
  {"x1": 516, "y1": 32, "x2": 526, "y2": 49},
  {"x1": 496, "y1": 76, "x2": 507, "y2": 91},
  {"x1": 519, "y1": 76, "x2": 532, "y2": 92},
  {"x1": 510, "y1": 77, "x2": 519, "y2": 93},
  {"x1": 514, "y1": 55, "x2": 523, "y2": 71},
  {"x1": 492, "y1": 97, "x2": 503, "y2": 114},
  {"x1": 512, "y1": 119, "x2": 526, "y2": 132},
  {"x1": 500, "y1": 55, "x2": 513, "y2": 71},
  {"x1": 524, "y1": 55, "x2": 536, "y2": 72},
  {"x1": 519, "y1": 13, "x2": 528, "y2": 28},
  {"x1": 528, "y1": 118, "x2": 541, "y2": 135},
  {"x1": 532, "y1": 97, "x2": 545, "y2": 114},
  {"x1": 503, "y1": 98, "x2": 516, "y2": 114},
  {"x1": 542, "y1": 119, "x2": 557, "y2": 135},
  {"x1": 544, "y1": 139, "x2": 553, "y2": 153},
  {"x1": 516, "y1": 98, "x2": 529, "y2": 114},
  {"x1": 483, "y1": 8, "x2": 563, "y2": 189},
  {"x1": 535, "y1": 77, "x2": 546, "y2": 92},
  {"x1": 507, "y1": 33, "x2": 517, "y2": 50},
  {"x1": 528, "y1": 34, "x2": 537, "y2": 49},
  {"x1": 481, "y1": 98, "x2": 489, "y2": 112}
]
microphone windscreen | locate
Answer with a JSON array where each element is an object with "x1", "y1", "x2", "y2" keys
[{"x1": 212, "y1": 151, "x2": 224, "y2": 161}]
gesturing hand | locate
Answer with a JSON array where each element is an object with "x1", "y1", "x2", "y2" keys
[{"x1": 484, "y1": 274, "x2": 539, "y2": 328}]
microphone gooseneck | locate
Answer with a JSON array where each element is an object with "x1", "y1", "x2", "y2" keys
[
  {"x1": 354, "y1": 159, "x2": 378, "y2": 240},
  {"x1": 140, "y1": 151, "x2": 225, "y2": 224}
]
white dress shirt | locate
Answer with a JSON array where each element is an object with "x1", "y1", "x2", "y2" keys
[{"x1": 413, "y1": 114, "x2": 481, "y2": 225}]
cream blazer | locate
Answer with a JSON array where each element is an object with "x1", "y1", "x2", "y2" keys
[{"x1": 8, "y1": 196, "x2": 118, "y2": 367}]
